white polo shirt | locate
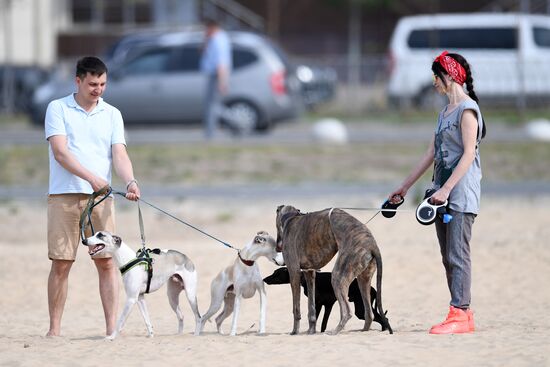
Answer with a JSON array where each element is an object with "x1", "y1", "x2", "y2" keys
[{"x1": 45, "y1": 93, "x2": 126, "y2": 195}]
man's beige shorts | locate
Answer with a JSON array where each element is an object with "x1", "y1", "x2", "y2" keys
[{"x1": 47, "y1": 194, "x2": 115, "y2": 260}]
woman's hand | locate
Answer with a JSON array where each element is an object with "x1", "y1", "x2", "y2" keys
[
  {"x1": 388, "y1": 188, "x2": 406, "y2": 204},
  {"x1": 430, "y1": 187, "x2": 450, "y2": 205}
]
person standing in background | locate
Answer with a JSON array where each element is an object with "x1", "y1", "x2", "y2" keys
[{"x1": 200, "y1": 17, "x2": 232, "y2": 139}]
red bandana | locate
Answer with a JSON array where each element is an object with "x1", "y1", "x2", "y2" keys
[{"x1": 434, "y1": 51, "x2": 466, "y2": 85}]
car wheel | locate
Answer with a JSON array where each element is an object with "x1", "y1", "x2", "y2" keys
[{"x1": 221, "y1": 100, "x2": 264, "y2": 134}]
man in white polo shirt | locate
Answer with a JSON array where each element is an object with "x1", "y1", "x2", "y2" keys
[{"x1": 45, "y1": 56, "x2": 140, "y2": 337}]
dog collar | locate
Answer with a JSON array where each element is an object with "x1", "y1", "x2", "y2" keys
[{"x1": 238, "y1": 252, "x2": 255, "y2": 267}]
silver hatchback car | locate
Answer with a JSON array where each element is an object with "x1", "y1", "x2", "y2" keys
[{"x1": 30, "y1": 30, "x2": 303, "y2": 132}]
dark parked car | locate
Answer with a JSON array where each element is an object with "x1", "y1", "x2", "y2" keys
[
  {"x1": 0, "y1": 65, "x2": 48, "y2": 114},
  {"x1": 293, "y1": 64, "x2": 337, "y2": 110},
  {"x1": 30, "y1": 31, "x2": 304, "y2": 132}
]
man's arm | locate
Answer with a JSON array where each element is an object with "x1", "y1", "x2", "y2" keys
[
  {"x1": 216, "y1": 34, "x2": 231, "y2": 95},
  {"x1": 112, "y1": 143, "x2": 140, "y2": 201},
  {"x1": 49, "y1": 135, "x2": 108, "y2": 192},
  {"x1": 217, "y1": 64, "x2": 229, "y2": 94}
]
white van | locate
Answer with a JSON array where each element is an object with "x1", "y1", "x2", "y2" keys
[{"x1": 387, "y1": 13, "x2": 550, "y2": 107}]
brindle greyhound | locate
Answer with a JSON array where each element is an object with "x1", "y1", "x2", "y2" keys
[{"x1": 275, "y1": 205, "x2": 393, "y2": 335}]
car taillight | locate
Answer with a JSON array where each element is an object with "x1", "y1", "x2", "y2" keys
[
  {"x1": 387, "y1": 51, "x2": 395, "y2": 75},
  {"x1": 270, "y1": 70, "x2": 286, "y2": 95}
]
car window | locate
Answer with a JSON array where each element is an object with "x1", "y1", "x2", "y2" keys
[
  {"x1": 169, "y1": 45, "x2": 201, "y2": 72},
  {"x1": 408, "y1": 28, "x2": 518, "y2": 49},
  {"x1": 124, "y1": 48, "x2": 172, "y2": 75},
  {"x1": 534, "y1": 27, "x2": 550, "y2": 47},
  {"x1": 233, "y1": 47, "x2": 258, "y2": 69}
]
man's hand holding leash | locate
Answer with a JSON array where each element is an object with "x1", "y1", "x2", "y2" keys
[
  {"x1": 89, "y1": 176, "x2": 109, "y2": 193},
  {"x1": 125, "y1": 179, "x2": 140, "y2": 201}
]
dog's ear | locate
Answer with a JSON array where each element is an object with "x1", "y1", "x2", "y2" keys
[
  {"x1": 112, "y1": 235, "x2": 122, "y2": 246},
  {"x1": 254, "y1": 234, "x2": 266, "y2": 244}
]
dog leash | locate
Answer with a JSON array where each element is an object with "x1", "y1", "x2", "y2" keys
[
  {"x1": 79, "y1": 186, "x2": 113, "y2": 242},
  {"x1": 337, "y1": 206, "x2": 413, "y2": 224},
  {"x1": 89, "y1": 187, "x2": 156, "y2": 293},
  {"x1": 109, "y1": 188, "x2": 240, "y2": 252}
]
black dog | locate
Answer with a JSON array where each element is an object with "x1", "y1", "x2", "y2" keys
[{"x1": 264, "y1": 267, "x2": 388, "y2": 332}]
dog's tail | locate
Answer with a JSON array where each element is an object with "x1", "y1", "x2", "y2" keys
[{"x1": 373, "y1": 249, "x2": 393, "y2": 334}]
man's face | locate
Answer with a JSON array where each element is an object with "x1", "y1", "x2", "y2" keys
[
  {"x1": 76, "y1": 72, "x2": 107, "y2": 104},
  {"x1": 206, "y1": 24, "x2": 216, "y2": 37}
]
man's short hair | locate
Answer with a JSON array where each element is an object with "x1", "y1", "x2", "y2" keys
[
  {"x1": 76, "y1": 56, "x2": 108, "y2": 79},
  {"x1": 203, "y1": 16, "x2": 219, "y2": 27}
]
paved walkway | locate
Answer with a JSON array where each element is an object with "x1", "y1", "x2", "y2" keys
[
  {"x1": 0, "y1": 119, "x2": 533, "y2": 146},
  {"x1": 0, "y1": 119, "x2": 545, "y2": 199}
]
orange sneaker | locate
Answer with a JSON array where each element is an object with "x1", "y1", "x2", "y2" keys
[
  {"x1": 429, "y1": 306, "x2": 472, "y2": 334},
  {"x1": 466, "y1": 308, "x2": 475, "y2": 332}
]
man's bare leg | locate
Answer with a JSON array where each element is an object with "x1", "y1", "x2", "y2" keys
[
  {"x1": 47, "y1": 260, "x2": 73, "y2": 337},
  {"x1": 94, "y1": 257, "x2": 119, "y2": 335}
]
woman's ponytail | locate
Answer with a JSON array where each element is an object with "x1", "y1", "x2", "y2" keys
[{"x1": 449, "y1": 53, "x2": 487, "y2": 139}]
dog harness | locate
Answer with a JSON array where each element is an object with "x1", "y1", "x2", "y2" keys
[{"x1": 119, "y1": 248, "x2": 161, "y2": 293}]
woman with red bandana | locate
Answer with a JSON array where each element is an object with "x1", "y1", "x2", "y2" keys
[{"x1": 388, "y1": 51, "x2": 486, "y2": 334}]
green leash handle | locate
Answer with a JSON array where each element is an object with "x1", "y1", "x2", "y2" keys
[{"x1": 79, "y1": 186, "x2": 112, "y2": 243}]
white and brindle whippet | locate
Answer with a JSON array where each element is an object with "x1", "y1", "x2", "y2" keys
[
  {"x1": 196, "y1": 231, "x2": 284, "y2": 336},
  {"x1": 83, "y1": 231, "x2": 201, "y2": 339}
]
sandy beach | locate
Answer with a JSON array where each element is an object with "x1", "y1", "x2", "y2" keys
[{"x1": 1, "y1": 193, "x2": 549, "y2": 367}]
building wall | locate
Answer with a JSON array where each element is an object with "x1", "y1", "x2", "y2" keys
[{"x1": 0, "y1": 0, "x2": 60, "y2": 67}]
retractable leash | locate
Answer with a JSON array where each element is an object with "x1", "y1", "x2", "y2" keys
[
  {"x1": 415, "y1": 189, "x2": 453, "y2": 225},
  {"x1": 341, "y1": 195, "x2": 407, "y2": 224},
  {"x1": 344, "y1": 191, "x2": 453, "y2": 226}
]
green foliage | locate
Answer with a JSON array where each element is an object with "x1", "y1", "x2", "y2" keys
[{"x1": 2, "y1": 139, "x2": 549, "y2": 189}]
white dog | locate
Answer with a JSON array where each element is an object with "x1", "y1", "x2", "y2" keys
[
  {"x1": 196, "y1": 231, "x2": 284, "y2": 336},
  {"x1": 83, "y1": 231, "x2": 201, "y2": 339}
]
